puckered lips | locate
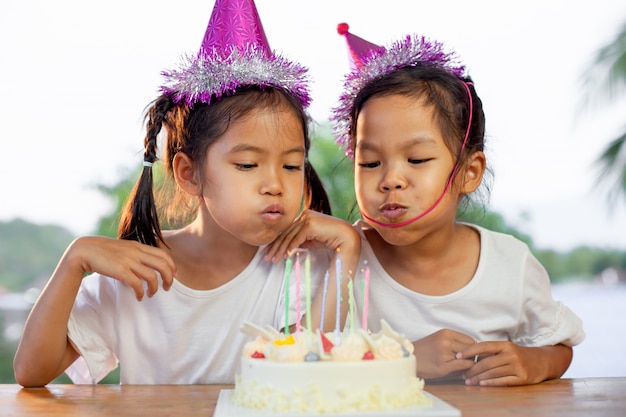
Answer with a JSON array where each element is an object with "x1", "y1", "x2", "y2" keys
[
  {"x1": 260, "y1": 203, "x2": 285, "y2": 222},
  {"x1": 379, "y1": 203, "x2": 408, "y2": 220}
]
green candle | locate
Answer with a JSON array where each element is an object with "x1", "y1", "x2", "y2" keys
[{"x1": 284, "y1": 256, "x2": 292, "y2": 335}]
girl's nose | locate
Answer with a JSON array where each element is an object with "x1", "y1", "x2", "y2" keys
[
  {"x1": 380, "y1": 166, "x2": 407, "y2": 192},
  {"x1": 382, "y1": 183, "x2": 403, "y2": 191},
  {"x1": 260, "y1": 169, "x2": 283, "y2": 196}
]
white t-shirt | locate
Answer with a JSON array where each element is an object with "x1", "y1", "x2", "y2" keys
[
  {"x1": 65, "y1": 246, "x2": 329, "y2": 384},
  {"x1": 352, "y1": 220, "x2": 585, "y2": 347}
]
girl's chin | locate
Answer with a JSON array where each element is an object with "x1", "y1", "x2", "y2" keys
[
  {"x1": 246, "y1": 229, "x2": 286, "y2": 247},
  {"x1": 367, "y1": 223, "x2": 419, "y2": 245}
]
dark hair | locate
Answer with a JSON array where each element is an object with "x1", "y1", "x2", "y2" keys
[
  {"x1": 349, "y1": 65, "x2": 490, "y2": 207},
  {"x1": 118, "y1": 87, "x2": 331, "y2": 247},
  {"x1": 351, "y1": 65, "x2": 485, "y2": 161}
]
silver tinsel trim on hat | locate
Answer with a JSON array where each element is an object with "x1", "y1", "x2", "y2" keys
[
  {"x1": 331, "y1": 35, "x2": 467, "y2": 157},
  {"x1": 160, "y1": 45, "x2": 311, "y2": 108}
]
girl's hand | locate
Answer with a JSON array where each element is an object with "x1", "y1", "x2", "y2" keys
[
  {"x1": 414, "y1": 329, "x2": 477, "y2": 380},
  {"x1": 264, "y1": 210, "x2": 360, "y2": 262},
  {"x1": 457, "y1": 342, "x2": 573, "y2": 386},
  {"x1": 68, "y1": 236, "x2": 177, "y2": 301}
]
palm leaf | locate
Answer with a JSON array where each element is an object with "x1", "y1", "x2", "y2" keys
[
  {"x1": 595, "y1": 129, "x2": 626, "y2": 205},
  {"x1": 581, "y1": 19, "x2": 626, "y2": 202},
  {"x1": 581, "y1": 21, "x2": 626, "y2": 108}
]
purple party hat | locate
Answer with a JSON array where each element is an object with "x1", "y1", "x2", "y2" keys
[
  {"x1": 331, "y1": 24, "x2": 466, "y2": 157},
  {"x1": 198, "y1": 0, "x2": 270, "y2": 58},
  {"x1": 160, "y1": 0, "x2": 310, "y2": 108}
]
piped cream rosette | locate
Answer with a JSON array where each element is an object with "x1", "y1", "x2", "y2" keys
[{"x1": 240, "y1": 319, "x2": 413, "y2": 363}]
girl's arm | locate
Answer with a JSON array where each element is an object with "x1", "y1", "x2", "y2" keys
[
  {"x1": 457, "y1": 341, "x2": 573, "y2": 386},
  {"x1": 13, "y1": 236, "x2": 176, "y2": 387},
  {"x1": 265, "y1": 210, "x2": 360, "y2": 333}
]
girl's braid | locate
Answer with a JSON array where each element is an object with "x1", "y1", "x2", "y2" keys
[{"x1": 118, "y1": 96, "x2": 174, "y2": 247}]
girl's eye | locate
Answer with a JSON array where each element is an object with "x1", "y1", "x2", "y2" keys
[
  {"x1": 236, "y1": 163, "x2": 257, "y2": 170},
  {"x1": 358, "y1": 161, "x2": 380, "y2": 169},
  {"x1": 284, "y1": 164, "x2": 302, "y2": 171},
  {"x1": 408, "y1": 158, "x2": 430, "y2": 165}
]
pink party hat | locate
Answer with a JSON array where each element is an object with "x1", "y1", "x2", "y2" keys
[
  {"x1": 160, "y1": 0, "x2": 310, "y2": 107},
  {"x1": 336, "y1": 23, "x2": 381, "y2": 69}
]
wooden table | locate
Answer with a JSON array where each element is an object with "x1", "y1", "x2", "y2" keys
[{"x1": 1, "y1": 378, "x2": 624, "y2": 416}]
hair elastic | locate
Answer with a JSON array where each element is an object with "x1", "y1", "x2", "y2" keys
[{"x1": 143, "y1": 161, "x2": 154, "y2": 167}]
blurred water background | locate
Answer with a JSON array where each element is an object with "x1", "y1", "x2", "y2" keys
[{"x1": 552, "y1": 282, "x2": 626, "y2": 378}]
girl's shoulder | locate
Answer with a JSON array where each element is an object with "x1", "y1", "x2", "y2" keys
[
  {"x1": 464, "y1": 223, "x2": 540, "y2": 278},
  {"x1": 465, "y1": 223, "x2": 531, "y2": 253}
]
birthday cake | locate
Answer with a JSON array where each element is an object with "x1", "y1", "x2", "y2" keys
[{"x1": 231, "y1": 320, "x2": 429, "y2": 414}]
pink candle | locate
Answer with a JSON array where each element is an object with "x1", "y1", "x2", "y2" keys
[
  {"x1": 334, "y1": 251, "x2": 342, "y2": 344},
  {"x1": 362, "y1": 264, "x2": 370, "y2": 331},
  {"x1": 305, "y1": 252, "x2": 312, "y2": 333}
]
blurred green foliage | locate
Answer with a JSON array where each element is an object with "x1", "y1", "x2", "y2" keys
[{"x1": 0, "y1": 219, "x2": 75, "y2": 291}]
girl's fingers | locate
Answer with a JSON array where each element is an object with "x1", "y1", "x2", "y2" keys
[
  {"x1": 266, "y1": 223, "x2": 305, "y2": 262},
  {"x1": 144, "y1": 254, "x2": 176, "y2": 291},
  {"x1": 132, "y1": 243, "x2": 176, "y2": 290},
  {"x1": 458, "y1": 341, "x2": 501, "y2": 360},
  {"x1": 463, "y1": 361, "x2": 512, "y2": 386},
  {"x1": 119, "y1": 250, "x2": 176, "y2": 300},
  {"x1": 121, "y1": 269, "x2": 147, "y2": 301},
  {"x1": 76, "y1": 237, "x2": 177, "y2": 300},
  {"x1": 139, "y1": 244, "x2": 177, "y2": 276},
  {"x1": 447, "y1": 358, "x2": 477, "y2": 374}
]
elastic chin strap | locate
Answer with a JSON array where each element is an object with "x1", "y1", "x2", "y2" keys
[{"x1": 361, "y1": 81, "x2": 474, "y2": 229}]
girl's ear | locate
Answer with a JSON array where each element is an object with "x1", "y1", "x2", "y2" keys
[
  {"x1": 173, "y1": 152, "x2": 202, "y2": 196},
  {"x1": 462, "y1": 151, "x2": 486, "y2": 194}
]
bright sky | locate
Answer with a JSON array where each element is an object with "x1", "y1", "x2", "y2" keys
[{"x1": 1, "y1": 0, "x2": 626, "y2": 252}]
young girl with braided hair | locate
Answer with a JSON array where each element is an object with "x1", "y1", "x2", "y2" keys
[
  {"x1": 13, "y1": 0, "x2": 358, "y2": 387},
  {"x1": 333, "y1": 25, "x2": 585, "y2": 387}
]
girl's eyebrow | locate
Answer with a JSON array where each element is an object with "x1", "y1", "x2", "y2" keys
[
  {"x1": 228, "y1": 143, "x2": 306, "y2": 155},
  {"x1": 358, "y1": 136, "x2": 437, "y2": 152},
  {"x1": 283, "y1": 146, "x2": 306, "y2": 155},
  {"x1": 228, "y1": 143, "x2": 263, "y2": 154},
  {"x1": 356, "y1": 140, "x2": 378, "y2": 152}
]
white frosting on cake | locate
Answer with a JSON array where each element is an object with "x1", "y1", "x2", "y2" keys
[
  {"x1": 233, "y1": 355, "x2": 425, "y2": 413},
  {"x1": 232, "y1": 320, "x2": 429, "y2": 413}
]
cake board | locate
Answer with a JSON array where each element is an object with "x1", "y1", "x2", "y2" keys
[{"x1": 214, "y1": 389, "x2": 461, "y2": 417}]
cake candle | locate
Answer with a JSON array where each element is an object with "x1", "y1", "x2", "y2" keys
[
  {"x1": 283, "y1": 256, "x2": 292, "y2": 335},
  {"x1": 319, "y1": 270, "x2": 329, "y2": 331},
  {"x1": 295, "y1": 252, "x2": 301, "y2": 334},
  {"x1": 362, "y1": 263, "x2": 370, "y2": 331},
  {"x1": 334, "y1": 250, "x2": 342, "y2": 345},
  {"x1": 305, "y1": 251, "x2": 312, "y2": 333},
  {"x1": 347, "y1": 277, "x2": 355, "y2": 332}
]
